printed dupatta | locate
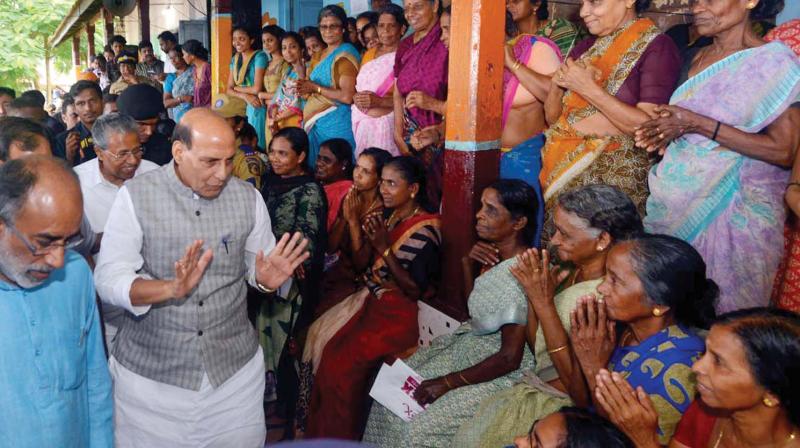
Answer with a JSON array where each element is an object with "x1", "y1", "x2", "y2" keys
[
  {"x1": 269, "y1": 66, "x2": 304, "y2": 126},
  {"x1": 540, "y1": 19, "x2": 660, "y2": 202}
]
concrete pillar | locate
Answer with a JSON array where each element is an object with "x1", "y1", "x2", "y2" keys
[
  {"x1": 103, "y1": 8, "x2": 114, "y2": 45},
  {"x1": 87, "y1": 23, "x2": 96, "y2": 61},
  {"x1": 139, "y1": 0, "x2": 150, "y2": 43}
]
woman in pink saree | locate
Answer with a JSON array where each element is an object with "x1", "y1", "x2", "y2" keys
[{"x1": 352, "y1": 5, "x2": 408, "y2": 157}]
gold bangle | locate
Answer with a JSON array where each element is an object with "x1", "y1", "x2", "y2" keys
[
  {"x1": 256, "y1": 281, "x2": 277, "y2": 294},
  {"x1": 512, "y1": 60, "x2": 522, "y2": 71},
  {"x1": 547, "y1": 345, "x2": 568, "y2": 355},
  {"x1": 444, "y1": 375, "x2": 453, "y2": 389},
  {"x1": 316, "y1": 86, "x2": 322, "y2": 94},
  {"x1": 382, "y1": 247, "x2": 393, "y2": 259},
  {"x1": 458, "y1": 373, "x2": 472, "y2": 386}
]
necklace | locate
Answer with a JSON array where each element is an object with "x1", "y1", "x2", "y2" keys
[
  {"x1": 387, "y1": 205, "x2": 420, "y2": 229},
  {"x1": 714, "y1": 421, "x2": 797, "y2": 448}
]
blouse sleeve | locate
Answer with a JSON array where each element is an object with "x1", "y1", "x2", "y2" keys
[
  {"x1": 406, "y1": 225, "x2": 441, "y2": 294},
  {"x1": 333, "y1": 58, "x2": 358, "y2": 84},
  {"x1": 672, "y1": 400, "x2": 717, "y2": 448},
  {"x1": 254, "y1": 51, "x2": 269, "y2": 70},
  {"x1": 636, "y1": 34, "x2": 681, "y2": 104}
]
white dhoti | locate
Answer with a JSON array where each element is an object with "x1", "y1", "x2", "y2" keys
[{"x1": 110, "y1": 350, "x2": 266, "y2": 448}]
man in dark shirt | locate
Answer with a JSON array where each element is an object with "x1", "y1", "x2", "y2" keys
[
  {"x1": 116, "y1": 84, "x2": 173, "y2": 165},
  {"x1": 54, "y1": 81, "x2": 103, "y2": 166}
]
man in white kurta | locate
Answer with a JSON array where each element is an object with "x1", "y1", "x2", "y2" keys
[
  {"x1": 74, "y1": 113, "x2": 158, "y2": 347},
  {"x1": 93, "y1": 108, "x2": 309, "y2": 447}
]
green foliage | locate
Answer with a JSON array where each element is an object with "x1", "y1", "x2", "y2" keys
[{"x1": 0, "y1": 0, "x2": 102, "y2": 93}]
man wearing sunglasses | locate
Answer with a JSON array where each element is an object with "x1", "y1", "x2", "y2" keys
[
  {"x1": 0, "y1": 155, "x2": 113, "y2": 446},
  {"x1": 74, "y1": 113, "x2": 158, "y2": 348}
]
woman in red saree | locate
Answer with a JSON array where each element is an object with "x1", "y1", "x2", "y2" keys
[{"x1": 301, "y1": 156, "x2": 442, "y2": 440}]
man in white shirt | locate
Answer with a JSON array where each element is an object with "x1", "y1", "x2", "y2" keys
[
  {"x1": 74, "y1": 113, "x2": 159, "y2": 347},
  {"x1": 93, "y1": 108, "x2": 309, "y2": 447}
]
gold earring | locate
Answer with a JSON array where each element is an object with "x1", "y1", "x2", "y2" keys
[
  {"x1": 652, "y1": 308, "x2": 663, "y2": 317},
  {"x1": 411, "y1": 193, "x2": 416, "y2": 199},
  {"x1": 597, "y1": 245, "x2": 605, "y2": 251},
  {"x1": 763, "y1": 397, "x2": 778, "y2": 407}
]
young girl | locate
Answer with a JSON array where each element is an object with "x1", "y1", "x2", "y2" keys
[{"x1": 268, "y1": 32, "x2": 307, "y2": 135}]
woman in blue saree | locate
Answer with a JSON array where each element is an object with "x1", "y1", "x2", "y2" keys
[
  {"x1": 635, "y1": 0, "x2": 800, "y2": 313},
  {"x1": 296, "y1": 5, "x2": 360, "y2": 170},
  {"x1": 227, "y1": 26, "x2": 268, "y2": 148}
]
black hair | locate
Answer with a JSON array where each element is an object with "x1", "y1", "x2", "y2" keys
[
  {"x1": 239, "y1": 122, "x2": 259, "y2": 144},
  {"x1": 633, "y1": 0, "x2": 651, "y2": 12},
  {"x1": 232, "y1": 25, "x2": 258, "y2": 41},
  {"x1": 138, "y1": 40, "x2": 154, "y2": 50},
  {"x1": 0, "y1": 117, "x2": 48, "y2": 161},
  {"x1": 271, "y1": 126, "x2": 310, "y2": 159},
  {"x1": 751, "y1": 0, "x2": 784, "y2": 20},
  {"x1": 506, "y1": 10, "x2": 519, "y2": 38},
  {"x1": 262, "y1": 24, "x2": 286, "y2": 42},
  {"x1": 320, "y1": 138, "x2": 355, "y2": 179},
  {"x1": 61, "y1": 94, "x2": 75, "y2": 115},
  {"x1": 301, "y1": 26, "x2": 325, "y2": 43},
  {"x1": 20, "y1": 90, "x2": 46, "y2": 108},
  {"x1": 625, "y1": 234, "x2": 718, "y2": 329},
  {"x1": 559, "y1": 407, "x2": 634, "y2": 448},
  {"x1": 110, "y1": 35, "x2": 127, "y2": 46},
  {"x1": 93, "y1": 53, "x2": 108, "y2": 67},
  {"x1": 442, "y1": 5, "x2": 451, "y2": 15},
  {"x1": 378, "y1": 3, "x2": 409, "y2": 30},
  {"x1": 360, "y1": 147, "x2": 393, "y2": 177},
  {"x1": 487, "y1": 179, "x2": 539, "y2": 247},
  {"x1": 103, "y1": 44, "x2": 114, "y2": 54},
  {"x1": 715, "y1": 307, "x2": 800, "y2": 427},
  {"x1": 529, "y1": 0, "x2": 550, "y2": 20},
  {"x1": 383, "y1": 156, "x2": 432, "y2": 212},
  {"x1": 356, "y1": 11, "x2": 379, "y2": 24},
  {"x1": 157, "y1": 31, "x2": 178, "y2": 43},
  {"x1": 68, "y1": 80, "x2": 102, "y2": 100},
  {"x1": 182, "y1": 39, "x2": 209, "y2": 61},
  {"x1": 361, "y1": 22, "x2": 378, "y2": 42},
  {"x1": 557, "y1": 184, "x2": 644, "y2": 241},
  {"x1": 319, "y1": 5, "x2": 350, "y2": 42},
  {"x1": 102, "y1": 93, "x2": 118, "y2": 105},
  {"x1": 168, "y1": 44, "x2": 183, "y2": 57},
  {"x1": 9, "y1": 96, "x2": 42, "y2": 111},
  {"x1": 156, "y1": 119, "x2": 176, "y2": 141},
  {"x1": 280, "y1": 31, "x2": 306, "y2": 53},
  {"x1": 0, "y1": 87, "x2": 16, "y2": 99}
]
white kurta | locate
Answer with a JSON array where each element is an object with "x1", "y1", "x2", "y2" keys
[{"x1": 94, "y1": 178, "x2": 275, "y2": 448}]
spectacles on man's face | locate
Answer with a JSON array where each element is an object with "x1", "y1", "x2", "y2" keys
[
  {"x1": 105, "y1": 146, "x2": 145, "y2": 161},
  {"x1": 1, "y1": 219, "x2": 84, "y2": 257}
]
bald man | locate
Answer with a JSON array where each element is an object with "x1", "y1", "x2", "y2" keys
[
  {"x1": 0, "y1": 156, "x2": 113, "y2": 447},
  {"x1": 94, "y1": 108, "x2": 309, "y2": 447}
]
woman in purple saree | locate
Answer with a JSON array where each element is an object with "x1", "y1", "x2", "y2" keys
[{"x1": 638, "y1": 0, "x2": 800, "y2": 313}]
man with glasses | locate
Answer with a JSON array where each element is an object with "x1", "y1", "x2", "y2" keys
[
  {"x1": 74, "y1": 113, "x2": 158, "y2": 348},
  {"x1": 0, "y1": 155, "x2": 113, "y2": 446},
  {"x1": 117, "y1": 84, "x2": 174, "y2": 166}
]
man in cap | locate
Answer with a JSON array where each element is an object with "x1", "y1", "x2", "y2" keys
[
  {"x1": 117, "y1": 84, "x2": 173, "y2": 165},
  {"x1": 109, "y1": 52, "x2": 159, "y2": 95},
  {"x1": 212, "y1": 93, "x2": 266, "y2": 188},
  {"x1": 94, "y1": 108, "x2": 308, "y2": 447},
  {"x1": 74, "y1": 113, "x2": 159, "y2": 347},
  {"x1": 0, "y1": 155, "x2": 113, "y2": 447}
]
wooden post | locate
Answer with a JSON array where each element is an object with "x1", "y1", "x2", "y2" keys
[
  {"x1": 210, "y1": 0, "x2": 233, "y2": 95},
  {"x1": 436, "y1": 0, "x2": 505, "y2": 320},
  {"x1": 103, "y1": 8, "x2": 114, "y2": 44},
  {"x1": 139, "y1": 0, "x2": 150, "y2": 42},
  {"x1": 44, "y1": 36, "x2": 52, "y2": 104},
  {"x1": 72, "y1": 34, "x2": 82, "y2": 78},
  {"x1": 87, "y1": 23, "x2": 96, "y2": 61}
]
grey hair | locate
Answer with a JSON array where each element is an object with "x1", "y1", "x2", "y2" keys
[
  {"x1": 556, "y1": 184, "x2": 644, "y2": 241},
  {"x1": 91, "y1": 113, "x2": 140, "y2": 150},
  {"x1": 0, "y1": 156, "x2": 77, "y2": 224}
]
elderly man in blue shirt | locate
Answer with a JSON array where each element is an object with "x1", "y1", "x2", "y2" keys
[{"x1": 0, "y1": 155, "x2": 113, "y2": 447}]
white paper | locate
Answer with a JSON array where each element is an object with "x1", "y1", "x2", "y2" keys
[{"x1": 369, "y1": 359, "x2": 427, "y2": 421}]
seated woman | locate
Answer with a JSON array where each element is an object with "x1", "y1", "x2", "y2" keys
[
  {"x1": 257, "y1": 127, "x2": 327, "y2": 403},
  {"x1": 596, "y1": 307, "x2": 800, "y2": 448},
  {"x1": 315, "y1": 147, "x2": 393, "y2": 318},
  {"x1": 315, "y1": 138, "x2": 354, "y2": 232},
  {"x1": 513, "y1": 406, "x2": 633, "y2": 448},
  {"x1": 363, "y1": 179, "x2": 538, "y2": 446},
  {"x1": 393, "y1": 0, "x2": 449, "y2": 205},
  {"x1": 303, "y1": 156, "x2": 441, "y2": 440},
  {"x1": 540, "y1": 0, "x2": 680, "y2": 238},
  {"x1": 162, "y1": 45, "x2": 194, "y2": 124},
  {"x1": 458, "y1": 184, "x2": 644, "y2": 448},
  {"x1": 638, "y1": 0, "x2": 799, "y2": 313},
  {"x1": 296, "y1": 5, "x2": 361, "y2": 169},
  {"x1": 227, "y1": 27, "x2": 268, "y2": 148},
  {"x1": 351, "y1": 4, "x2": 408, "y2": 157},
  {"x1": 268, "y1": 32, "x2": 307, "y2": 133},
  {"x1": 569, "y1": 234, "x2": 717, "y2": 445}
]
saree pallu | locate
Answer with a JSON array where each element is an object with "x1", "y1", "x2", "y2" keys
[
  {"x1": 645, "y1": 42, "x2": 800, "y2": 313},
  {"x1": 263, "y1": 60, "x2": 290, "y2": 147},
  {"x1": 609, "y1": 325, "x2": 705, "y2": 445},
  {"x1": 454, "y1": 278, "x2": 598, "y2": 448},
  {"x1": 300, "y1": 213, "x2": 441, "y2": 440},
  {"x1": 230, "y1": 51, "x2": 268, "y2": 148},
  {"x1": 352, "y1": 50, "x2": 399, "y2": 157},
  {"x1": 269, "y1": 67, "x2": 304, "y2": 131},
  {"x1": 363, "y1": 258, "x2": 534, "y2": 447},
  {"x1": 304, "y1": 44, "x2": 361, "y2": 170},
  {"x1": 171, "y1": 67, "x2": 194, "y2": 123},
  {"x1": 540, "y1": 19, "x2": 661, "y2": 238},
  {"x1": 395, "y1": 22, "x2": 449, "y2": 130},
  {"x1": 536, "y1": 17, "x2": 581, "y2": 59},
  {"x1": 323, "y1": 179, "x2": 353, "y2": 232}
]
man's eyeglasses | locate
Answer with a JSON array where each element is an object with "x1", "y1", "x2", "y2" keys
[
  {"x1": 2, "y1": 219, "x2": 84, "y2": 256},
  {"x1": 105, "y1": 146, "x2": 144, "y2": 161}
]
